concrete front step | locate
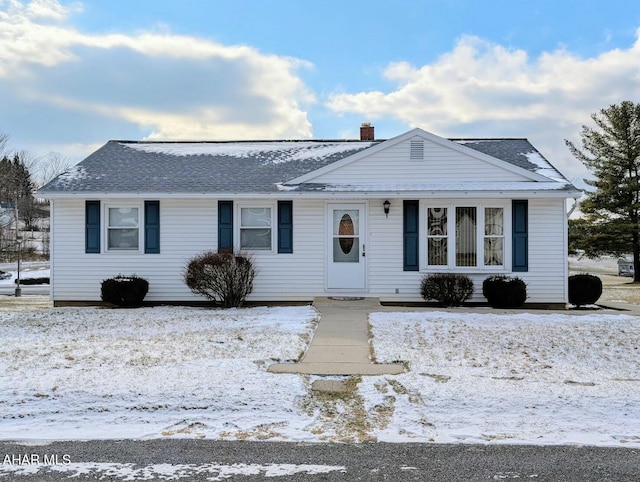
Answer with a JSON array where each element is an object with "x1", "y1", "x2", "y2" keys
[
  {"x1": 302, "y1": 345, "x2": 370, "y2": 363},
  {"x1": 267, "y1": 362, "x2": 405, "y2": 376}
]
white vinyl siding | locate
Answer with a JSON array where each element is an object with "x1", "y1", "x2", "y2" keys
[
  {"x1": 51, "y1": 199, "x2": 216, "y2": 302},
  {"x1": 368, "y1": 198, "x2": 568, "y2": 304},
  {"x1": 247, "y1": 199, "x2": 325, "y2": 300},
  {"x1": 49, "y1": 197, "x2": 568, "y2": 304},
  {"x1": 50, "y1": 198, "x2": 326, "y2": 302},
  {"x1": 518, "y1": 198, "x2": 568, "y2": 303}
]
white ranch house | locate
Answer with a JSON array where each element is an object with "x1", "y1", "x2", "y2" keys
[{"x1": 38, "y1": 126, "x2": 580, "y2": 307}]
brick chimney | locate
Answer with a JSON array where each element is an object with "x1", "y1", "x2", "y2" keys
[{"x1": 360, "y1": 122, "x2": 374, "y2": 141}]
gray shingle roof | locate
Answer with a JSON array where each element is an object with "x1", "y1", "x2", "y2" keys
[
  {"x1": 38, "y1": 137, "x2": 571, "y2": 195},
  {"x1": 452, "y1": 138, "x2": 563, "y2": 174},
  {"x1": 39, "y1": 140, "x2": 378, "y2": 194}
]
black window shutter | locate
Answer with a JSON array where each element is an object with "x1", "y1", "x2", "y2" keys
[
  {"x1": 144, "y1": 201, "x2": 160, "y2": 254},
  {"x1": 512, "y1": 200, "x2": 528, "y2": 272},
  {"x1": 403, "y1": 200, "x2": 419, "y2": 271},
  {"x1": 85, "y1": 200, "x2": 100, "y2": 254},
  {"x1": 218, "y1": 201, "x2": 233, "y2": 251},
  {"x1": 277, "y1": 200, "x2": 293, "y2": 253}
]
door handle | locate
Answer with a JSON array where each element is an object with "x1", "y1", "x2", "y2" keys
[{"x1": 362, "y1": 244, "x2": 366, "y2": 257}]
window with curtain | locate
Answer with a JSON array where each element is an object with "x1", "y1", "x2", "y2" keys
[
  {"x1": 425, "y1": 203, "x2": 506, "y2": 269},
  {"x1": 484, "y1": 207, "x2": 504, "y2": 266},
  {"x1": 427, "y1": 207, "x2": 448, "y2": 266},
  {"x1": 456, "y1": 207, "x2": 477, "y2": 267}
]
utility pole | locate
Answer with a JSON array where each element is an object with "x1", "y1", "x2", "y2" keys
[{"x1": 14, "y1": 198, "x2": 21, "y2": 297}]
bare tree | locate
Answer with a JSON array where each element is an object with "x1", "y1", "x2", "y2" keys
[
  {"x1": 0, "y1": 133, "x2": 9, "y2": 158},
  {"x1": 0, "y1": 134, "x2": 73, "y2": 260},
  {"x1": 16, "y1": 149, "x2": 41, "y2": 178},
  {"x1": 0, "y1": 208, "x2": 18, "y2": 262},
  {"x1": 37, "y1": 151, "x2": 75, "y2": 188}
]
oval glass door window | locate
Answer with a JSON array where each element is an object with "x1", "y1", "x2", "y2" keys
[
  {"x1": 333, "y1": 211, "x2": 359, "y2": 262},
  {"x1": 339, "y1": 214, "x2": 354, "y2": 254}
]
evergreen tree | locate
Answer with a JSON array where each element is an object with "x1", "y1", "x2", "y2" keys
[
  {"x1": 565, "y1": 101, "x2": 640, "y2": 281},
  {"x1": 0, "y1": 152, "x2": 35, "y2": 230},
  {"x1": 0, "y1": 155, "x2": 11, "y2": 203}
]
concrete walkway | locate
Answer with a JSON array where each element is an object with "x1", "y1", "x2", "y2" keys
[{"x1": 268, "y1": 297, "x2": 405, "y2": 376}]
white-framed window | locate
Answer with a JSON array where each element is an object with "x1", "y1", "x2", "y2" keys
[
  {"x1": 424, "y1": 202, "x2": 507, "y2": 270},
  {"x1": 239, "y1": 205, "x2": 273, "y2": 250},
  {"x1": 106, "y1": 205, "x2": 141, "y2": 251},
  {"x1": 484, "y1": 207, "x2": 504, "y2": 266},
  {"x1": 427, "y1": 207, "x2": 448, "y2": 267}
]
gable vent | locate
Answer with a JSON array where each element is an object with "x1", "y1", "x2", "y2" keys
[{"x1": 410, "y1": 139, "x2": 424, "y2": 160}]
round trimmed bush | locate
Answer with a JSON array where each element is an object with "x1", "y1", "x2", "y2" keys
[
  {"x1": 568, "y1": 273, "x2": 603, "y2": 307},
  {"x1": 101, "y1": 274, "x2": 149, "y2": 307},
  {"x1": 482, "y1": 275, "x2": 527, "y2": 308},
  {"x1": 420, "y1": 273, "x2": 474, "y2": 307}
]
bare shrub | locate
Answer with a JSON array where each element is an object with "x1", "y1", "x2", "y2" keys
[{"x1": 184, "y1": 250, "x2": 256, "y2": 308}]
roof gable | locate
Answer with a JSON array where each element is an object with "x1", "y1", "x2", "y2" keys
[{"x1": 287, "y1": 128, "x2": 555, "y2": 186}]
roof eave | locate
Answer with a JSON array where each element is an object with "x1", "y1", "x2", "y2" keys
[{"x1": 40, "y1": 187, "x2": 582, "y2": 200}]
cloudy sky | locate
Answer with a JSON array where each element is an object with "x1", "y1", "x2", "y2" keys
[{"x1": 2, "y1": 0, "x2": 640, "y2": 182}]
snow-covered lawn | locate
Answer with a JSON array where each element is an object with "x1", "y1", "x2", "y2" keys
[
  {"x1": 1, "y1": 306, "x2": 319, "y2": 440},
  {"x1": 1, "y1": 304, "x2": 639, "y2": 446},
  {"x1": 365, "y1": 311, "x2": 640, "y2": 446}
]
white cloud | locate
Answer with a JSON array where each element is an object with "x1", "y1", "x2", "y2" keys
[
  {"x1": 0, "y1": 0, "x2": 81, "y2": 71},
  {"x1": 25, "y1": 0, "x2": 77, "y2": 19},
  {"x1": 326, "y1": 33, "x2": 640, "y2": 179},
  {"x1": 0, "y1": 0, "x2": 315, "y2": 140}
]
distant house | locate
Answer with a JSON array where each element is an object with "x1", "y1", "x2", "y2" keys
[{"x1": 37, "y1": 126, "x2": 580, "y2": 306}]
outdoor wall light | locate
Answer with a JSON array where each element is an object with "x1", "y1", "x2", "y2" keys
[{"x1": 383, "y1": 200, "x2": 391, "y2": 218}]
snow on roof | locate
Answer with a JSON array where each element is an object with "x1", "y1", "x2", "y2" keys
[
  {"x1": 54, "y1": 164, "x2": 89, "y2": 183},
  {"x1": 126, "y1": 141, "x2": 376, "y2": 164},
  {"x1": 453, "y1": 139, "x2": 569, "y2": 184},
  {"x1": 523, "y1": 151, "x2": 567, "y2": 182}
]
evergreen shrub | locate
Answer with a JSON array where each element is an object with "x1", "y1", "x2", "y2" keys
[
  {"x1": 184, "y1": 250, "x2": 256, "y2": 308},
  {"x1": 568, "y1": 273, "x2": 603, "y2": 307},
  {"x1": 482, "y1": 275, "x2": 527, "y2": 308},
  {"x1": 101, "y1": 274, "x2": 149, "y2": 307},
  {"x1": 420, "y1": 273, "x2": 474, "y2": 307},
  {"x1": 15, "y1": 277, "x2": 49, "y2": 285}
]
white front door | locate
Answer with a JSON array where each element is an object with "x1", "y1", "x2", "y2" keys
[{"x1": 327, "y1": 203, "x2": 366, "y2": 290}]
